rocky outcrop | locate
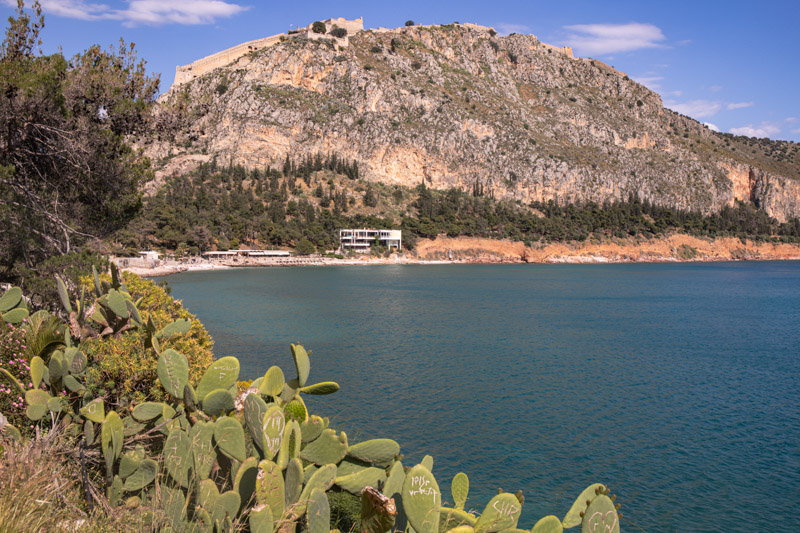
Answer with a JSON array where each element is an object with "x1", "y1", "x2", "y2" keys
[{"x1": 151, "y1": 23, "x2": 800, "y2": 221}]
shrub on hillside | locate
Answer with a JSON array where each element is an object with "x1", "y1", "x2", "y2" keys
[
  {"x1": 312, "y1": 21, "x2": 326, "y2": 34},
  {"x1": 330, "y1": 26, "x2": 347, "y2": 38},
  {"x1": 405, "y1": 20, "x2": 415, "y2": 26},
  {"x1": 79, "y1": 273, "x2": 214, "y2": 406}
]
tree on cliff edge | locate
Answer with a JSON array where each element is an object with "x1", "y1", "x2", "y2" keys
[{"x1": 0, "y1": 1, "x2": 159, "y2": 279}]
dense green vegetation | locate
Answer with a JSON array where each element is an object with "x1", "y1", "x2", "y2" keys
[
  {"x1": 0, "y1": 273, "x2": 621, "y2": 532},
  {"x1": 0, "y1": 2, "x2": 157, "y2": 277},
  {"x1": 117, "y1": 156, "x2": 800, "y2": 256}
]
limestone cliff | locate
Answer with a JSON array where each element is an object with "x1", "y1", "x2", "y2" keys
[{"x1": 149, "y1": 22, "x2": 800, "y2": 221}]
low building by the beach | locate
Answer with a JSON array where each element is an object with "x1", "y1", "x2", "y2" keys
[
  {"x1": 202, "y1": 249, "x2": 291, "y2": 261},
  {"x1": 339, "y1": 229, "x2": 402, "y2": 253}
]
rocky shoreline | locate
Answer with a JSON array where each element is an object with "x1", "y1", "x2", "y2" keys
[{"x1": 116, "y1": 234, "x2": 800, "y2": 277}]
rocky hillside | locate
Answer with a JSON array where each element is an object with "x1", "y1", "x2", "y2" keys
[{"x1": 149, "y1": 22, "x2": 800, "y2": 221}]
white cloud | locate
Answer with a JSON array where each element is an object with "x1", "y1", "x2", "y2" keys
[
  {"x1": 792, "y1": 128, "x2": 800, "y2": 134},
  {"x1": 17, "y1": 0, "x2": 248, "y2": 26},
  {"x1": 710, "y1": 85, "x2": 723, "y2": 92},
  {"x1": 562, "y1": 22, "x2": 666, "y2": 56},
  {"x1": 494, "y1": 23, "x2": 530, "y2": 36},
  {"x1": 727, "y1": 101, "x2": 754, "y2": 110},
  {"x1": 633, "y1": 75, "x2": 663, "y2": 90},
  {"x1": 704, "y1": 122, "x2": 720, "y2": 132},
  {"x1": 729, "y1": 122, "x2": 781, "y2": 138},
  {"x1": 785, "y1": 117, "x2": 798, "y2": 123},
  {"x1": 666, "y1": 99, "x2": 723, "y2": 118}
]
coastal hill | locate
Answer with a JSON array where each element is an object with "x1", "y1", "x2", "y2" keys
[{"x1": 148, "y1": 18, "x2": 800, "y2": 222}]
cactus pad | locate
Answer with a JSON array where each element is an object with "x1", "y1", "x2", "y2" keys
[
  {"x1": 296, "y1": 463, "x2": 337, "y2": 516},
  {"x1": 261, "y1": 405, "x2": 286, "y2": 459},
  {"x1": 440, "y1": 507, "x2": 478, "y2": 530},
  {"x1": 157, "y1": 349, "x2": 189, "y2": 398},
  {"x1": 285, "y1": 458, "x2": 303, "y2": 507},
  {"x1": 214, "y1": 416, "x2": 247, "y2": 462},
  {"x1": 80, "y1": 398, "x2": 105, "y2": 423},
  {"x1": 290, "y1": 344, "x2": 311, "y2": 387},
  {"x1": 164, "y1": 429, "x2": 192, "y2": 488},
  {"x1": 580, "y1": 495, "x2": 619, "y2": 533},
  {"x1": 132, "y1": 402, "x2": 169, "y2": 422},
  {"x1": 256, "y1": 460, "x2": 285, "y2": 522},
  {"x1": 402, "y1": 464, "x2": 441, "y2": 533},
  {"x1": 473, "y1": 493, "x2": 521, "y2": 533},
  {"x1": 277, "y1": 419, "x2": 301, "y2": 469},
  {"x1": 30, "y1": 356, "x2": 45, "y2": 388},
  {"x1": 195, "y1": 356, "x2": 241, "y2": 400},
  {"x1": 348, "y1": 439, "x2": 400, "y2": 465},
  {"x1": 249, "y1": 504, "x2": 274, "y2": 533},
  {"x1": 562, "y1": 484, "x2": 605, "y2": 528},
  {"x1": 300, "y1": 381, "x2": 340, "y2": 395},
  {"x1": 300, "y1": 428, "x2": 348, "y2": 465},
  {"x1": 234, "y1": 457, "x2": 259, "y2": 510},
  {"x1": 188, "y1": 421, "x2": 215, "y2": 481},
  {"x1": 335, "y1": 466, "x2": 387, "y2": 494},
  {"x1": 306, "y1": 488, "x2": 330, "y2": 533},
  {"x1": 451, "y1": 473, "x2": 469, "y2": 510},
  {"x1": 122, "y1": 458, "x2": 157, "y2": 491},
  {"x1": 260, "y1": 365, "x2": 285, "y2": 397},
  {"x1": 300, "y1": 415, "x2": 326, "y2": 443},
  {"x1": 382, "y1": 460, "x2": 405, "y2": 499},
  {"x1": 532, "y1": 515, "x2": 563, "y2": 533},
  {"x1": 284, "y1": 399, "x2": 307, "y2": 423},
  {"x1": 201, "y1": 388, "x2": 235, "y2": 417}
]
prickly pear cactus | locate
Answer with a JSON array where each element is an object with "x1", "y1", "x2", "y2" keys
[
  {"x1": 532, "y1": 515, "x2": 563, "y2": 533},
  {"x1": 335, "y1": 466, "x2": 387, "y2": 495},
  {"x1": 190, "y1": 420, "x2": 216, "y2": 480},
  {"x1": 451, "y1": 472, "x2": 469, "y2": 510},
  {"x1": 348, "y1": 439, "x2": 400, "y2": 464},
  {"x1": 214, "y1": 416, "x2": 246, "y2": 462},
  {"x1": 261, "y1": 405, "x2": 286, "y2": 459},
  {"x1": 244, "y1": 393, "x2": 269, "y2": 451},
  {"x1": 195, "y1": 356, "x2": 240, "y2": 400},
  {"x1": 562, "y1": 484, "x2": 606, "y2": 528},
  {"x1": 383, "y1": 460, "x2": 405, "y2": 500},
  {"x1": 306, "y1": 488, "x2": 330, "y2": 533},
  {"x1": 163, "y1": 429, "x2": 192, "y2": 488},
  {"x1": 234, "y1": 457, "x2": 259, "y2": 511},
  {"x1": 255, "y1": 460, "x2": 285, "y2": 523},
  {"x1": 260, "y1": 366, "x2": 285, "y2": 397},
  {"x1": 291, "y1": 344, "x2": 311, "y2": 387},
  {"x1": 157, "y1": 349, "x2": 189, "y2": 398},
  {"x1": 300, "y1": 428, "x2": 348, "y2": 465},
  {"x1": 402, "y1": 464, "x2": 441, "y2": 533},
  {"x1": 296, "y1": 463, "x2": 337, "y2": 517},
  {"x1": 300, "y1": 415, "x2": 327, "y2": 443},
  {"x1": 249, "y1": 503, "x2": 274, "y2": 533},
  {"x1": 285, "y1": 457, "x2": 304, "y2": 507},
  {"x1": 580, "y1": 495, "x2": 619, "y2": 533},
  {"x1": 473, "y1": 493, "x2": 521, "y2": 533}
]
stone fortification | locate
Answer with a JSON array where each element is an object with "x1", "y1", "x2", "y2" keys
[{"x1": 172, "y1": 17, "x2": 364, "y2": 89}]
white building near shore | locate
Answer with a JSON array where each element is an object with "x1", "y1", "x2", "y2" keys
[{"x1": 339, "y1": 229, "x2": 401, "y2": 253}]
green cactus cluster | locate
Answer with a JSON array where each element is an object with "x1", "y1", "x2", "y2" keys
[
  {"x1": 0, "y1": 286, "x2": 29, "y2": 325},
  {"x1": 0, "y1": 279, "x2": 624, "y2": 532}
]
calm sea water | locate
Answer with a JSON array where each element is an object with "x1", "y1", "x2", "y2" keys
[{"x1": 162, "y1": 263, "x2": 800, "y2": 532}]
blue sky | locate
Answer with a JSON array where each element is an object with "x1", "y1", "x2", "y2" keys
[{"x1": 3, "y1": 0, "x2": 799, "y2": 141}]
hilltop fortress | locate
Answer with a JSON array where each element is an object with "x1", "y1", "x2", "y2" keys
[
  {"x1": 172, "y1": 17, "x2": 365, "y2": 87},
  {"x1": 171, "y1": 18, "x2": 575, "y2": 90}
]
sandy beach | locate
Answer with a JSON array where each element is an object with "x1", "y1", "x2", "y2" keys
[{"x1": 115, "y1": 234, "x2": 800, "y2": 277}]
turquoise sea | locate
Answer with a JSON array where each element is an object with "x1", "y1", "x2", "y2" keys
[{"x1": 162, "y1": 262, "x2": 800, "y2": 532}]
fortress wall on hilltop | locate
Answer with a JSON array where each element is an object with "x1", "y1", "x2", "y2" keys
[{"x1": 172, "y1": 17, "x2": 364, "y2": 89}]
